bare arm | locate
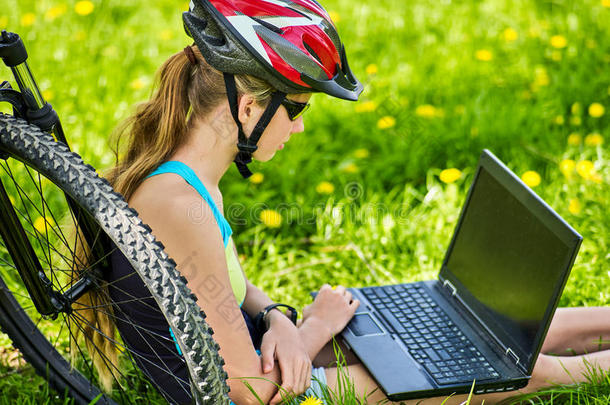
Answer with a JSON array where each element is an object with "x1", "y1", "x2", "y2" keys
[
  {"x1": 132, "y1": 191, "x2": 283, "y2": 405},
  {"x1": 234, "y1": 244, "x2": 332, "y2": 362}
]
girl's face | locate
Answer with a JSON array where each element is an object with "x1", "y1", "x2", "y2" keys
[{"x1": 246, "y1": 93, "x2": 312, "y2": 162}]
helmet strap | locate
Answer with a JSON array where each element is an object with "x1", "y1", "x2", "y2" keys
[{"x1": 223, "y1": 73, "x2": 286, "y2": 178}]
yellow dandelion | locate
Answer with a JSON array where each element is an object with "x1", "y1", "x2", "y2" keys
[
  {"x1": 567, "y1": 133, "x2": 581, "y2": 146},
  {"x1": 575, "y1": 160, "x2": 594, "y2": 179},
  {"x1": 602, "y1": 0, "x2": 610, "y2": 7},
  {"x1": 559, "y1": 159, "x2": 575, "y2": 179},
  {"x1": 45, "y1": 5, "x2": 67, "y2": 20},
  {"x1": 439, "y1": 168, "x2": 461, "y2": 184},
  {"x1": 183, "y1": 2, "x2": 190, "y2": 10},
  {"x1": 34, "y1": 217, "x2": 54, "y2": 233},
  {"x1": 354, "y1": 101, "x2": 377, "y2": 113},
  {"x1": 585, "y1": 133, "x2": 604, "y2": 146},
  {"x1": 130, "y1": 78, "x2": 146, "y2": 90},
  {"x1": 551, "y1": 51, "x2": 562, "y2": 61},
  {"x1": 21, "y1": 13, "x2": 36, "y2": 27},
  {"x1": 341, "y1": 162, "x2": 359, "y2": 173},
  {"x1": 502, "y1": 28, "x2": 518, "y2": 42},
  {"x1": 102, "y1": 45, "x2": 119, "y2": 57},
  {"x1": 590, "y1": 173, "x2": 603, "y2": 183},
  {"x1": 570, "y1": 116, "x2": 582, "y2": 126},
  {"x1": 415, "y1": 104, "x2": 437, "y2": 118},
  {"x1": 568, "y1": 198, "x2": 581, "y2": 214},
  {"x1": 571, "y1": 102, "x2": 581, "y2": 115},
  {"x1": 528, "y1": 27, "x2": 540, "y2": 38},
  {"x1": 533, "y1": 66, "x2": 549, "y2": 87},
  {"x1": 328, "y1": 10, "x2": 340, "y2": 23},
  {"x1": 75, "y1": 1, "x2": 94, "y2": 16},
  {"x1": 249, "y1": 172, "x2": 264, "y2": 184},
  {"x1": 259, "y1": 209, "x2": 282, "y2": 228},
  {"x1": 42, "y1": 89, "x2": 54, "y2": 101},
  {"x1": 588, "y1": 102, "x2": 605, "y2": 118},
  {"x1": 475, "y1": 49, "x2": 493, "y2": 61},
  {"x1": 0, "y1": 16, "x2": 7, "y2": 29},
  {"x1": 377, "y1": 116, "x2": 396, "y2": 129},
  {"x1": 521, "y1": 171, "x2": 541, "y2": 187},
  {"x1": 300, "y1": 396, "x2": 323, "y2": 405},
  {"x1": 553, "y1": 115, "x2": 564, "y2": 125},
  {"x1": 353, "y1": 148, "x2": 370, "y2": 159},
  {"x1": 316, "y1": 181, "x2": 335, "y2": 194},
  {"x1": 159, "y1": 29, "x2": 174, "y2": 41},
  {"x1": 365, "y1": 64, "x2": 378, "y2": 75},
  {"x1": 550, "y1": 35, "x2": 567, "y2": 49}
]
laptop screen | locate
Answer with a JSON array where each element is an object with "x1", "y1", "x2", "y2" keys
[{"x1": 442, "y1": 162, "x2": 577, "y2": 367}]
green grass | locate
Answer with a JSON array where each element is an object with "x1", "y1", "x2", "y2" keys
[{"x1": 1, "y1": 0, "x2": 609, "y2": 403}]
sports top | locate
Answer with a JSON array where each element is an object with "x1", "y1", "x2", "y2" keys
[
  {"x1": 107, "y1": 160, "x2": 260, "y2": 403},
  {"x1": 146, "y1": 160, "x2": 247, "y2": 306}
]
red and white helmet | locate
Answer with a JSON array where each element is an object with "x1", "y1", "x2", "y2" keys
[{"x1": 183, "y1": 0, "x2": 363, "y2": 101}]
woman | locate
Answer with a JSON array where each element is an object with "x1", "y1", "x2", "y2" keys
[{"x1": 103, "y1": 0, "x2": 610, "y2": 404}]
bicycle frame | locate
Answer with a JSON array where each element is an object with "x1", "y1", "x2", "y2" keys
[{"x1": 0, "y1": 30, "x2": 111, "y2": 318}]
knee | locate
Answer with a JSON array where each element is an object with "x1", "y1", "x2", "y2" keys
[{"x1": 526, "y1": 354, "x2": 554, "y2": 392}]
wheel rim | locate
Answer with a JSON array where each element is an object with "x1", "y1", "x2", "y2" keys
[{"x1": 0, "y1": 155, "x2": 192, "y2": 404}]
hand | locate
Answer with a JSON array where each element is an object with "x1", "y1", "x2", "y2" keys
[
  {"x1": 260, "y1": 311, "x2": 312, "y2": 404},
  {"x1": 302, "y1": 284, "x2": 360, "y2": 338}
]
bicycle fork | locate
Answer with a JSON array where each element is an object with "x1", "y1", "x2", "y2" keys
[{"x1": 0, "y1": 30, "x2": 109, "y2": 318}]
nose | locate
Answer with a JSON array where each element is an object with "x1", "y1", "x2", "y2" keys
[{"x1": 291, "y1": 116, "x2": 305, "y2": 134}]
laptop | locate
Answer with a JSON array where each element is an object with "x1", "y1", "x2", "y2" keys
[{"x1": 337, "y1": 149, "x2": 582, "y2": 401}]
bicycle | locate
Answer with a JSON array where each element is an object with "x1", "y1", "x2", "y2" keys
[{"x1": 0, "y1": 30, "x2": 230, "y2": 404}]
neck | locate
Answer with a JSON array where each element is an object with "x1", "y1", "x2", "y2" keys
[{"x1": 169, "y1": 106, "x2": 237, "y2": 190}]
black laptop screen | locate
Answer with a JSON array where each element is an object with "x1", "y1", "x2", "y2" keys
[{"x1": 444, "y1": 166, "x2": 572, "y2": 362}]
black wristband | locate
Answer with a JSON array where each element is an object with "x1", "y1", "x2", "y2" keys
[{"x1": 253, "y1": 303, "x2": 298, "y2": 334}]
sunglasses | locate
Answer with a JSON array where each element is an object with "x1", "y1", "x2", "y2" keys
[{"x1": 281, "y1": 98, "x2": 310, "y2": 121}]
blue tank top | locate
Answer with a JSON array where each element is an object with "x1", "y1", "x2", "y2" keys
[
  {"x1": 146, "y1": 161, "x2": 247, "y2": 307},
  {"x1": 107, "y1": 161, "x2": 263, "y2": 404}
]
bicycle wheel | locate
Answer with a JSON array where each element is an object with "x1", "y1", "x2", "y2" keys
[{"x1": 0, "y1": 113, "x2": 230, "y2": 404}]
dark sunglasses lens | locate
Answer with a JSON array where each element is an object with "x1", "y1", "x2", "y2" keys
[{"x1": 283, "y1": 100, "x2": 310, "y2": 120}]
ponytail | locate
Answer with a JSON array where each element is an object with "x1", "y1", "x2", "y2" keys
[{"x1": 69, "y1": 45, "x2": 276, "y2": 392}]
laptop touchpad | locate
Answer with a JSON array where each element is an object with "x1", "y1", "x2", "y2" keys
[{"x1": 348, "y1": 313, "x2": 384, "y2": 336}]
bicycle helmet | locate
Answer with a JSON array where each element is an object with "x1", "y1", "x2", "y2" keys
[{"x1": 183, "y1": 0, "x2": 364, "y2": 177}]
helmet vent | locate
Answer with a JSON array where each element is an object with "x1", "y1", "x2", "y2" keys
[
  {"x1": 250, "y1": 17, "x2": 284, "y2": 35},
  {"x1": 303, "y1": 40, "x2": 323, "y2": 66},
  {"x1": 286, "y1": 6, "x2": 312, "y2": 21}
]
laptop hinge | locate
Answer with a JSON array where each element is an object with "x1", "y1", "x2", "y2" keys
[
  {"x1": 443, "y1": 279, "x2": 457, "y2": 296},
  {"x1": 506, "y1": 348, "x2": 520, "y2": 365},
  {"x1": 437, "y1": 276, "x2": 528, "y2": 374}
]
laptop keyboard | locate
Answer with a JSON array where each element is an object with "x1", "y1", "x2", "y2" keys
[{"x1": 360, "y1": 284, "x2": 500, "y2": 386}]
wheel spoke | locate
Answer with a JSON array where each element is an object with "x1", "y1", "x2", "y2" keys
[{"x1": 0, "y1": 127, "x2": 222, "y2": 404}]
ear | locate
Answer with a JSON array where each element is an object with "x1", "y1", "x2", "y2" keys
[{"x1": 237, "y1": 93, "x2": 258, "y2": 125}]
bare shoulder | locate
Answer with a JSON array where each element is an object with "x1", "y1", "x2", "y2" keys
[{"x1": 128, "y1": 173, "x2": 227, "y2": 276}]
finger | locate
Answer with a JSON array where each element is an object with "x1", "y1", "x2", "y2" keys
[
  {"x1": 335, "y1": 285, "x2": 346, "y2": 295},
  {"x1": 269, "y1": 392, "x2": 281, "y2": 405},
  {"x1": 299, "y1": 360, "x2": 312, "y2": 394},
  {"x1": 345, "y1": 290, "x2": 353, "y2": 302},
  {"x1": 350, "y1": 298, "x2": 361, "y2": 311},
  {"x1": 260, "y1": 338, "x2": 276, "y2": 373},
  {"x1": 294, "y1": 359, "x2": 308, "y2": 395},
  {"x1": 270, "y1": 388, "x2": 288, "y2": 405},
  {"x1": 280, "y1": 379, "x2": 294, "y2": 401},
  {"x1": 320, "y1": 283, "x2": 332, "y2": 292}
]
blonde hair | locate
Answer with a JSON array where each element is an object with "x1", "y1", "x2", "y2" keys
[{"x1": 70, "y1": 45, "x2": 276, "y2": 392}]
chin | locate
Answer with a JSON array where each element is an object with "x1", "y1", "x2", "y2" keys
[{"x1": 253, "y1": 150, "x2": 275, "y2": 162}]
